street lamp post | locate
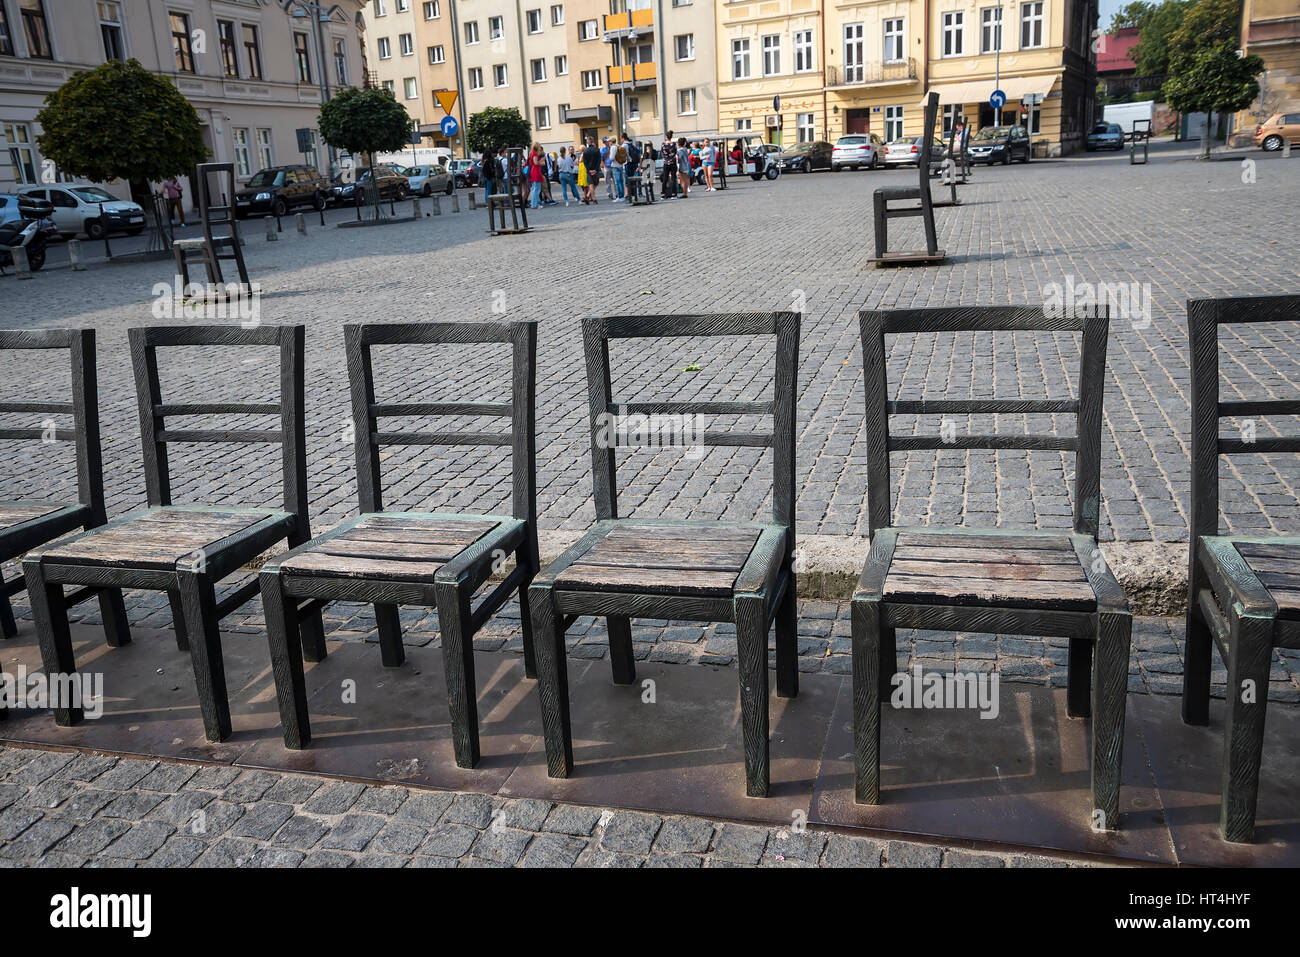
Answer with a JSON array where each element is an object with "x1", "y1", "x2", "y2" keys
[
  {"x1": 994, "y1": 2, "x2": 1003, "y2": 125},
  {"x1": 283, "y1": 0, "x2": 343, "y2": 172}
]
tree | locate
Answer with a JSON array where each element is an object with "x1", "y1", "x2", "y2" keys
[
  {"x1": 1164, "y1": 42, "x2": 1263, "y2": 156},
  {"x1": 1131, "y1": 0, "x2": 1191, "y2": 77},
  {"x1": 35, "y1": 58, "x2": 208, "y2": 205},
  {"x1": 465, "y1": 107, "x2": 532, "y2": 158},
  {"x1": 1167, "y1": 0, "x2": 1242, "y2": 68},
  {"x1": 318, "y1": 85, "x2": 413, "y2": 219},
  {"x1": 1109, "y1": 1, "x2": 1155, "y2": 33}
]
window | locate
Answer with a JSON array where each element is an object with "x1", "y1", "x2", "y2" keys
[
  {"x1": 885, "y1": 105, "x2": 903, "y2": 141},
  {"x1": 493, "y1": 63, "x2": 507, "y2": 87},
  {"x1": 468, "y1": 66, "x2": 483, "y2": 89},
  {"x1": 581, "y1": 69, "x2": 599, "y2": 90},
  {"x1": 489, "y1": 16, "x2": 503, "y2": 40},
  {"x1": 427, "y1": 44, "x2": 444, "y2": 64},
  {"x1": 20, "y1": 0, "x2": 51, "y2": 58},
  {"x1": 399, "y1": 32, "x2": 413, "y2": 55},
  {"x1": 942, "y1": 11, "x2": 963, "y2": 57},
  {"x1": 4, "y1": 122, "x2": 35, "y2": 184},
  {"x1": 232, "y1": 128, "x2": 250, "y2": 177},
  {"x1": 578, "y1": 19, "x2": 597, "y2": 41},
  {"x1": 762, "y1": 35, "x2": 780, "y2": 75},
  {"x1": 672, "y1": 0, "x2": 691, "y2": 5},
  {"x1": 243, "y1": 24, "x2": 262, "y2": 78},
  {"x1": 531, "y1": 57, "x2": 545, "y2": 81},
  {"x1": 334, "y1": 37, "x2": 347, "y2": 84},
  {"x1": 294, "y1": 32, "x2": 311, "y2": 83},
  {"x1": 677, "y1": 88, "x2": 695, "y2": 115},
  {"x1": 554, "y1": 54, "x2": 567, "y2": 75},
  {"x1": 794, "y1": 29, "x2": 814, "y2": 72},
  {"x1": 797, "y1": 112, "x2": 814, "y2": 143},
  {"x1": 734, "y1": 117, "x2": 752, "y2": 132},
  {"x1": 981, "y1": 7, "x2": 1002, "y2": 54},
  {"x1": 551, "y1": 4, "x2": 563, "y2": 26},
  {"x1": 535, "y1": 106, "x2": 550, "y2": 129},
  {"x1": 422, "y1": 0, "x2": 439, "y2": 18},
  {"x1": 301, "y1": 130, "x2": 318, "y2": 170},
  {"x1": 404, "y1": 76, "x2": 417, "y2": 99},
  {"x1": 1021, "y1": 1, "x2": 1044, "y2": 49},
  {"x1": 383, "y1": 78, "x2": 394, "y2": 93},
  {"x1": 218, "y1": 20, "x2": 238, "y2": 76},
  {"x1": 99, "y1": 1, "x2": 124, "y2": 61},
  {"x1": 731, "y1": 38, "x2": 749, "y2": 80},
  {"x1": 396, "y1": 0, "x2": 408, "y2": 11},
  {"x1": 170, "y1": 12, "x2": 194, "y2": 72},
  {"x1": 943, "y1": 104, "x2": 958, "y2": 134},
  {"x1": 674, "y1": 33, "x2": 693, "y2": 61},
  {"x1": 883, "y1": 18, "x2": 903, "y2": 63},
  {"x1": 0, "y1": 4, "x2": 13, "y2": 56},
  {"x1": 627, "y1": 95, "x2": 640, "y2": 119},
  {"x1": 378, "y1": 36, "x2": 391, "y2": 58},
  {"x1": 256, "y1": 129, "x2": 273, "y2": 169},
  {"x1": 464, "y1": 21, "x2": 478, "y2": 44},
  {"x1": 843, "y1": 23, "x2": 863, "y2": 82},
  {"x1": 526, "y1": 9, "x2": 541, "y2": 33},
  {"x1": 373, "y1": 0, "x2": 385, "y2": 15}
]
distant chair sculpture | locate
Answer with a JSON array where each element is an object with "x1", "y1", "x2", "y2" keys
[
  {"x1": 1130, "y1": 119, "x2": 1151, "y2": 165},
  {"x1": 172, "y1": 163, "x2": 250, "y2": 288},
  {"x1": 487, "y1": 148, "x2": 530, "y2": 235},
  {"x1": 870, "y1": 91, "x2": 945, "y2": 266}
]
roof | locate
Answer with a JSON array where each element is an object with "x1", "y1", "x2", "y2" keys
[{"x1": 1097, "y1": 27, "x2": 1141, "y2": 74}]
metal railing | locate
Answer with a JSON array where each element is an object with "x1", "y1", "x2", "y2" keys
[{"x1": 826, "y1": 58, "x2": 918, "y2": 87}]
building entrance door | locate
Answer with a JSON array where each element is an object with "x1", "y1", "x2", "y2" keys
[{"x1": 845, "y1": 109, "x2": 871, "y2": 134}]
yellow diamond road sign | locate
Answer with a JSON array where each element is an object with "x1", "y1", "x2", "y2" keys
[{"x1": 435, "y1": 90, "x2": 458, "y2": 115}]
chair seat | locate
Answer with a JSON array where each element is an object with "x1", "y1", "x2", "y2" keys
[
  {"x1": 1221, "y1": 539, "x2": 1300, "y2": 622},
  {"x1": 0, "y1": 501, "x2": 76, "y2": 532},
  {"x1": 40, "y1": 507, "x2": 283, "y2": 570},
  {"x1": 553, "y1": 522, "x2": 765, "y2": 598},
  {"x1": 880, "y1": 529, "x2": 1098, "y2": 611},
  {"x1": 279, "y1": 513, "x2": 503, "y2": 583},
  {"x1": 875, "y1": 186, "x2": 921, "y2": 201}
]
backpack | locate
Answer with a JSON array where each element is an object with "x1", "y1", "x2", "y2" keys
[
  {"x1": 626, "y1": 142, "x2": 641, "y2": 166},
  {"x1": 615, "y1": 145, "x2": 627, "y2": 164}
]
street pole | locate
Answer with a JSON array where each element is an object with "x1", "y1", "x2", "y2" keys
[{"x1": 994, "y1": 3, "x2": 1002, "y2": 125}]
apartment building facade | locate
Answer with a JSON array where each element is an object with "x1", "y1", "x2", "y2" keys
[
  {"x1": 1237, "y1": 0, "x2": 1300, "y2": 136},
  {"x1": 1, "y1": 0, "x2": 369, "y2": 194}
]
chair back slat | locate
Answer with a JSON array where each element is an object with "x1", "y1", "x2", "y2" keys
[
  {"x1": 859, "y1": 305, "x2": 1110, "y2": 537},
  {"x1": 342, "y1": 321, "x2": 537, "y2": 528},
  {"x1": 1188, "y1": 295, "x2": 1300, "y2": 539}
]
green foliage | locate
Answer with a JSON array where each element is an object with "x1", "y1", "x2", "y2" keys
[
  {"x1": 35, "y1": 58, "x2": 208, "y2": 194},
  {"x1": 1109, "y1": 1, "x2": 1156, "y2": 33},
  {"x1": 1168, "y1": 0, "x2": 1243, "y2": 72},
  {"x1": 465, "y1": 107, "x2": 532, "y2": 157},
  {"x1": 1164, "y1": 42, "x2": 1264, "y2": 116},
  {"x1": 318, "y1": 86, "x2": 412, "y2": 158},
  {"x1": 1131, "y1": 0, "x2": 1192, "y2": 76}
]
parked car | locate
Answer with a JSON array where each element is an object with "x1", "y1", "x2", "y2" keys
[
  {"x1": 778, "y1": 141, "x2": 833, "y2": 173},
  {"x1": 968, "y1": 125, "x2": 1031, "y2": 165},
  {"x1": 234, "y1": 165, "x2": 329, "y2": 218},
  {"x1": 333, "y1": 165, "x2": 410, "y2": 205},
  {"x1": 396, "y1": 163, "x2": 454, "y2": 196},
  {"x1": 832, "y1": 133, "x2": 884, "y2": 171},
  {"x1": 884, "y1": 136, "x2": 944, "y2": 168},
  {"x1": 449, "y1": 159, "x2": 480, "y2": 188},
  {"x1": 1255, "y1": 112, "x2": 1300, "y2": 152},
  {"x1": 19, "y1": 184, "x2": 145, "y2": 240},
  {"x1": 1085, "y1": 122, "x2": 1126, "y2": 151}
]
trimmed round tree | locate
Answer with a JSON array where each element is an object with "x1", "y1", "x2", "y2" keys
[
  {"x1": 35, "y1": 58, "x2": 208, "y2": 205},
  {"x1": 466, "y1": 107, "x2": 532, "y2": 158},
  {"x1": 318, "y1": 86, "x2": 412, "y2": 217}
]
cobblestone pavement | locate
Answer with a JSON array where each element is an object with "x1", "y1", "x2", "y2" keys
[{"x1": 0, "y1": 745, "x2": 1105, "y2": 868}]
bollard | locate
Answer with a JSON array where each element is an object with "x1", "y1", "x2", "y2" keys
[
  {"x1": 264, "y1": 216, "x2": 277, "y2": 241},
  {"x1": 431, "y1": 194, "x2": 441, "y2": 216},
  {"x1": 451, "y1": 191, "x2": 460, "y2": 213},
  {"x1": 13, "y1": 245, "x2": 31, "y2": 279},
  {"x1": 412, "y1": 197, "x2": 421, "y2": 218},
  {"x1": 1285, "y1": 139, "x2": 1293, "y2": 159},
  {"x1": 468, "y1": 192, "x2": 477, "y2": 211},
  {"x1": 295, "y1": 212, "x2": 306, "y2": 235},
  {"x1": 68, "y1": 238, "x2": 85, "y2": 271}
]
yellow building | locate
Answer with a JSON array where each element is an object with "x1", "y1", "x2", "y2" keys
[{"x1": 1236, "y1": 0, "x2": 1300, "y2": 138}]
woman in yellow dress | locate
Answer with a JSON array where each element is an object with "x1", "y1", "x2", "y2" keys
[{"x1": 576, "y1": 153, "x2": 588, "y2": 195}]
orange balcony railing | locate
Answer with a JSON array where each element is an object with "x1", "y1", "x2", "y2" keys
[{"x1": 606, "y1": 61, "x2": 657, "y2": 89}]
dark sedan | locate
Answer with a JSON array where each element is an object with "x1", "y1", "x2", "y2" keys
[
  {"x1": 1085, "y1": 123, "x2": 1126, "y2": 151},
  {"x1": 332, "y1": 165, "x2": 410, "y2": 205},
  {"x1": 778, "y1": 141, "x2": 833, "y2": 173}
]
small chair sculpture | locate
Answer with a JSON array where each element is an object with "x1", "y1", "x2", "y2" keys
[
  {"x1": 1182, "y1": 294, "x2": 1300, "y2": 843},
  {"x1": 258, "y1": 320, "x2": 539, "y2": 767},
  {"x1": 870, "y1": 91, "x2": 945, "y2": 266},
  {"x1": 528, "y1": 312, "x2": 800, "y2": 797},
  {"x1": 1130, "y1": 119, "x2": 1151, "y2": 165},
  {"x1": 23, "y1": 324, "x2": 322, "y2": 741},
  {"x1": 851, "y1": 305, "x2": 1131, "y2": 830},
  {"x1": 487, "y1": 148, "x2": 530, "y2": 235},
  {"x1": 173, "y1": 163, "x2": 249, "y2": 288}
]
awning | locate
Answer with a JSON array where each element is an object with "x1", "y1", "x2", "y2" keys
[{"x1": 919, "y1": 73, "x2": 1058, "y2": 106}]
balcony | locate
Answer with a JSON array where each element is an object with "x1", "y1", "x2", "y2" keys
[
  {"x1": 606, "y1": 61, "x2": 657, "y2": 90},
  {"x1": 826, "y1": 58, "x2": 918, "y2": 90},
  {"x1": 603, "y1": 8, "x2": 654, "y2": 38}
]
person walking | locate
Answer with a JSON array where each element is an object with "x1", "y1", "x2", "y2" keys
[
  {"x1": 676, "y1": 136, "x2": 692, "y2": 199},
  {"x1": 526, "y1": 144, "x2": 545, "y2": 209},
  {"x1": 639, "y1": 142, "x2": 656, "y2": 203},
  {"x1": 582, "y1": 136, "x2": 602, "y2": 205},
  {"x1": 481, "y1": 153, "x2": 495, "y2": 205},
  {"x1": 600, "y1": 137, "x2": 615, "y2": 200},
  {"x1": 622, "y1": 133, "x2": 641, "y2": 201},
  {"x1": 557, "y1": 147, "x2": 578, "y2": 205},
  {"x1": 661, "y1": 130, "x2": 677, "y2": 199},
  {"x1": 576, "y1": 146, "x2": 589, "y2": 202},
  {"x1": 162, "y1": 176, "x2": 186, "y2": 227},
  {"x1": 611, "y1": 136, "x2": 628, "y2": 202},
  {"x1": 700, "y1": 140, "x2": 716, "y2": 191}
]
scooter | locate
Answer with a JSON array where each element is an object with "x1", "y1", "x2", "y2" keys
[{"x1": 0, "y1": 217, "x2": 51, "y2": 272}]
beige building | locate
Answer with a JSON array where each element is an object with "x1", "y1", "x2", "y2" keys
[
  {"x1": 1, "y1": 0, "x2": 369, "y2": 195},
  {"x1": 1236, "y1": 0, "x2": 1300, "y2": 136}
]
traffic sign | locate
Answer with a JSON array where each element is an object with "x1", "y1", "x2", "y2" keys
[
  {"x1": 989, "y1": 89, "x2": 1007, "y2": 109},
  {"x1": 435, "y1": 90, "x2": 459, "y2": 115},
  {"x1": 440, "y1": 114, "x2": 459, "y2": 137},
  {"x1": 773, "y1": 95, "x2": 780, "y2": 112}
]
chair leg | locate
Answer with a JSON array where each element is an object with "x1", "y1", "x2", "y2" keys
[
  {"x1": 97, "y1": 588, "x2": 130, "y2": 648},
  {"x1": 873, "y1": 191, "x2": 887, "y2": 259},
  {"x1": 24, "y1": 560, "x2": 83, "y2": 726},
  {"x1": 374, "y1": 603, "x2": 405, "y2": 667},
  {"x1": 1220, "y1": 611, "x2": 1275, "y2": 843},
  {"x1": 168, "y1": 590, "x2": 189, "y2": 652},
  {"x1": 1182, "y1": 567, "x2": 1213, "y2": 726},
  {"x1": 1090, "y1": 610, "x2": 1131, "y2": 830},
  {"x1": 260, "y1": 571, "x2": 310, "y2": 749},
  {"x1": 878, "y1": 625, "x2": 897, "y2": 697},
  {"x1": 851, "y1": 597, "x2": 882, "y2": 804},
  {"x1": 607, "y1": 616, "x2": 635, "y2": 685},
  {"x1": 298, "y1": 601, "x2": 327, "y2": 663},
  {"x1": 1067, "y1": 638, "x2": 1093, "y2": 718},
  {"x1": 735, "y1": 592, "x2": 770, "y2": 798},
  {"x1": 528, "y1": 582, "x2": 573, "y2": 778},
  {"x1": 435, "y1": 580, "x2": 479, "y2": 769},
  {"x1": 176, "y1": 572, "x2": 232, "y2": 743},
  {"x1": 774, "y1": 576, "x2": 798, "y2": 699},
  {"x1": 517, "y1": 577, "x2": 537, "y2": 680},
  {"x1": 0, "y1": 592, "x2": 16, "y2": 638}
]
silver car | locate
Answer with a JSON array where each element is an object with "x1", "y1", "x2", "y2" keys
[
  {"x1": 832, "y1": 133, "x2": 883, "y2": 171},
  {"x1": 395, "y1": 164, "x2": 454, "y2": 196}
]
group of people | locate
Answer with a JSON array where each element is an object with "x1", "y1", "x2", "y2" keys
[{"x1": 480, "y1": 131, "x2": 738, "y2": 210}]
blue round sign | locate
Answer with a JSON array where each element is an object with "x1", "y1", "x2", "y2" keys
[
  {"x1": 440, "y1": 115, "x2": 459, "y2": 137},
  {"x1": 989, "y1": 89, "x2": 1007, "y2": 109}
]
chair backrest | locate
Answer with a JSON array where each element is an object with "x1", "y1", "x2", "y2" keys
[
  {"x1": 343, "y1": 321, "x2": 537, "y2": 525},
  {"x1": 0, "y1": 328, "x2": 106, "y2": 523},
  {"x1": 1188, "y1": 295, "x2": 1300, "y2": 540},
  {"x1": 859, "y1": 305, "x2": 1110, "y2": 537},
  {"x1": 918, "y1": 91, "x2": 939, "y2": 193},
  {"x1": 128, "y1": 324, "x2": 307, "y2": 524},
  {"x1": 195, "y1": 162, "x2": 237, "y2": 228},
  {"x1": 581, "y1": 312, "x2": 799, "y2": 545}
]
